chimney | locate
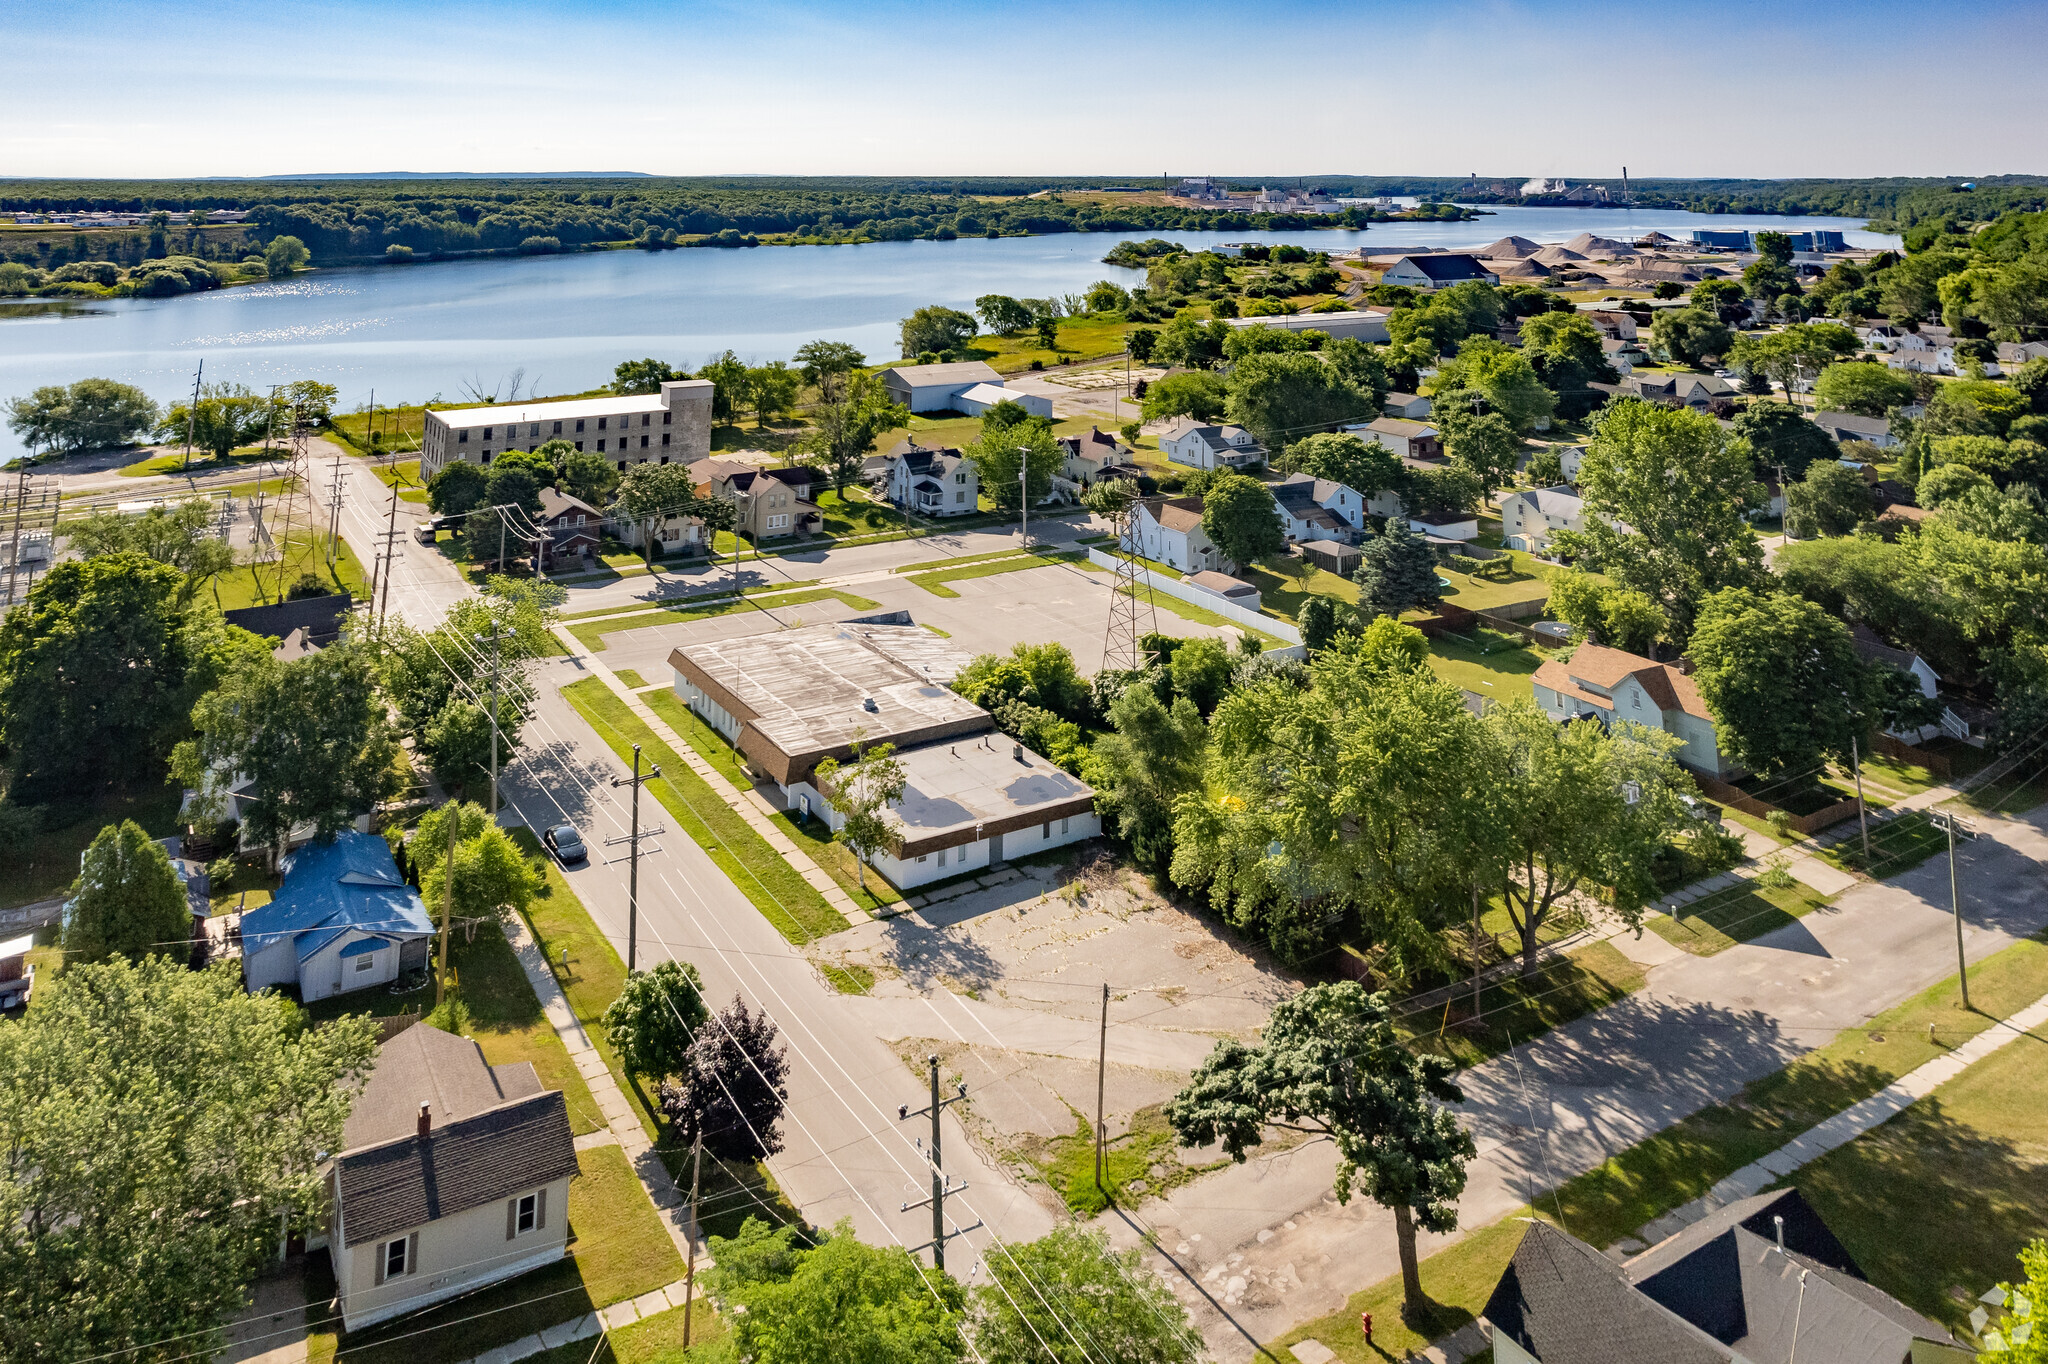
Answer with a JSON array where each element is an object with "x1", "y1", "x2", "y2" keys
[
  {"x1": 417, "y1": 1101, "x2": 431, "y2": 1138},
  {"x1": 1012, "y1": 744, "x2": 1023, "y2": 762}
]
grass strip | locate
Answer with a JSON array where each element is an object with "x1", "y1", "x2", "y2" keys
[
  {"x1": 559, "y1": 578, "x2": 827, "y2": 621},
  {"x1": 1819, "y1": 810, "x2": 1949, "y2": 878},
  {"x1": 567, "y1": 588, "x2": 878, "y2": 652},
  {"x1": 890, "y1": 546, "x2": 1036, "y2": 575},
  {"x1": 1646, "y1": 876, "x2": 1833, "y2": 956},
  {"x1": 905, "y1": 547, "x2": 1087, "y2": 597},
  {"x1": 1118, "y1": 582, "x2": 1288, "y2": 648},
  {"x1": 560, "y1": 679, "x2": 847, "y2": 943}
]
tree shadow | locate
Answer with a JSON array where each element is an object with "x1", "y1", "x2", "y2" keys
[{"x1": 871, "y1": 906, "x2": 1006, "y2": 996}]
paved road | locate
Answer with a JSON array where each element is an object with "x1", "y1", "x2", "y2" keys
[
  {"x1": 497, "y1": 664, "x2": 1057, "y2": 1270},
  {"x1": 1106, "y1": 802, "x2": 2048, "y2": 1359},
  {"x1": 315, "y1": 441, "x2": 470, "y2": 628}
]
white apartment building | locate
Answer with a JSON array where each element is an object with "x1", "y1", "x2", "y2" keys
[{"x1": 419, "y1": 379, "x2": 714, "y2": 481}]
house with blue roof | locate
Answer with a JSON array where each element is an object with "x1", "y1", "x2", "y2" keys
[{"x1": 241, "y1": 831, "x2": 435, "y2": 1000}]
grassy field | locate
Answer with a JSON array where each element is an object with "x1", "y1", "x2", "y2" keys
[
  {"x1": 779, "y1": 806, "x2": 904, "y2": 915},
  {"x1": 1434, "y1": 552, "x2": 1552, "y2": 612},
  {"x1": 365, "y1": 456, "x2": 430, "y2": 503},
  {"x1": 210, "y1": 531, "x2": 369, "y2": 612},
  {"x1": 1792, "y1": 1004, "x2": 2048, "y2": 1337},
  {"x1": 1399, "y1": 941, "x2": 1646, "y2": 1069},
  {"x1": 305, "y1": 1146, "x2": 683, "y2": 1364},
  {"x1": 1424, "y1": 629, "x2": 1560, "y2": 703},
  {"x1": 0, "y1": 780, "x2": 183, "y2": 910},
  {"x1": 566, "y1": 587, "x2": 879, "y2": 652},
  {"x1": 1647, "y1": 876, "x2": 1835, "y2": 956},
  {"x1": 1243, "y1": 559, "x2": 1355, "y2": 623},
  {"x1": 815, "y1": 486, "x2": 906, "y2": 538},
  {"x1": 117, "y1": 446, "x2": 278, "y2": 478},
  {"x1": 1031, "y1": 1104, "x2": 1227, "y2": 1218},
  {"x1": 561, "y1": 680, "x2": 847, "y2": 942},
  {"x1": 904, "y1": 546, "x2": 1087, "y2": 597},
  {"x1": 957, "y1": 317, "x2": 1134, "y2": 375}
]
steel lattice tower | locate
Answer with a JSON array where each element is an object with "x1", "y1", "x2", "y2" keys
[{"x1": 1101, "y1": 499, "x2": 1158, "y2": 673}]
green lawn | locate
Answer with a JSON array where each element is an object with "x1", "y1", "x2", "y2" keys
[
  {"x1": 525, "y1": 1299, "x2": 725, "y2": 1364},
  {"x1": 890, "y1": 546, "x2": 1038, "y2": 575},
  {"x1": 1820, "y1": 811, "x2": 1949, "y2": 878},
  {"x1": 558, "y1": 579, "x2": 827, "y2": 621},
  {"x1": 366, "y1": 456, "x2": 430, "y2": 504},
  {"x1": 955, "y1": 317, "x2": 1135, "y2": 375},
  {"x1": 1791, "y1": 1006, "x2": 2048, "y2": 1338},
  {"x1": 1434, "y1": 553, "x2": 1551, "y2": 613},
  {"x1": 1647, "y1": 877, "x2": 1834, "y2": 956},
  {"x1": 1400, "y1": 941, "x2": 1647, "y2": 1069},
  {"x1": 0, "y1": 781, "x2": 183, "y2": 910},
  {"x1": 1242, "y1": 560, "x2": 1356, "y2": 624},
  {"x1": 306, "y1": 1146, "x2": 683, "y2": 1364},
  {"x1": 1547, "y1": 932, "x2": 2048, "y2": 1251},
  {"x1": 613, "y1": 669, "x2": 650, "y2": 689},
  {"x1": 1424, "y1": 630, "x2": 1559, "y2": 703},
  {"x1": 1854, "y1": 751, "x2": 1945, "y2": 796},
  {"x1": 566, "y1": 587, "x2": 880, "y2": 652},
  {"x1": 1271, "y1": 1215, "x2": 1532, "y2": 1363},
  {"x1": 778, "y1": 807, "x2": 904, "y2": 915},
  {"x1": 815, "y1": 485, "x2": 906, "y2": 538},
  {"x1": 904, "y1": 546, "x2": 1087, "y2": 597},
  {"x1": 1118, "y1": 582, "x2": 1287, "y2": 647},
  {"x1": 117, "y1": 447, "x2": 277, "y2": 478},
  {"x1": 560, "y1": 680, "x2": 848, "y2": 942},
  {"x1": 210, "y1": 532, "x2": 369, "y2": 612}
]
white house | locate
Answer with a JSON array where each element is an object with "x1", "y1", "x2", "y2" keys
[
  {"x1": 1407, "y1": 510, "x2": 1479, "y2": 541},
  {"x1": 1225, "y1": 310, "x2": 1391, "y2": 345},
  {"x1": 1347, "y1": 417, "x2": 1442, "y2": 460},
  {"x1": 883, "y1": 443, "x2": 980, "y2": 517},
  {"x1": 420, "y1": 379, "x2": 713, "y2": 481},
  {"x1": 1556, "y1": 443, "x2": 1588, "y2": 483},
  {"x1": 1159, "y1": 417, "x2": 1266, "y2": 470},
  {"x1": 1378, "y1": 255, "x2": 1500, "y2": 289},
  {"x1": 877, "y1": 361, "x2": 1006, "y2": 414},
  {"x1": 239, "y1": 832, "x2": 434, "y2": 1000},
  {"x1": 1272, "y1": 472, "x2": 1379, "y2": 541},
  {"x1": 1499, "y1": 484, "x2": 1586, "y2": 553},
  {"x1": 1383, "y1": 391, "x2": 1433, "y2": 420},
  {"x1": 1812, "y1": 411, "x2": 1898, "y2": 448},
  {"x1": 1125, "y1": 495, "x2": 1228, "y2": 572},
  {"x1": 1532, "y1": 643, "x2": 1738, "y2": 778},
  {"x1": 1184, "y1": 571, "x2": 1262, "y2": 610},
  {"x1": 955, "y1": 383, "x2": 1053, "y2": 419},
  {"x1": 322, "y1": 1025, "x2": 578, "y2": 1332},
  {"x1": 1850, "y1": 624, "x2": 1947, "y2": 742}
]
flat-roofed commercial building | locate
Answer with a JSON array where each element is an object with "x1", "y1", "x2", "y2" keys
[
  {"x1": 669, "y1": 620, "x2": 1098, "y2": 889},
  {"x1": 420, "y1": 379, "x2": 713, "y2": 481}
]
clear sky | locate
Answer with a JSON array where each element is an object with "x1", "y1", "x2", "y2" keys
[{"x1": 7, "y1": 0, "x2": 2045, "y2": 180}]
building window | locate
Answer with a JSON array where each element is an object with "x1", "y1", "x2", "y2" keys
[
  {"x1": 640, "y1": 435, "x2": 649, "y2": 448},
  {"x1": 597, "y1": 439, "x2": 605, "y2": 451},
  {"x1": 355, "y1": 951, "x2": 376, "y2": 973},
  {"x1": 383, "y1": 1237, "x2": 410, "y2": 1279},
  {"x1": 482, "y1": 427, "x2": 493, "y2": 440},
  {"x1": 514, "y1": 1192, "x2": 538, "y2": 1235},
  {"x1": 641, "y1": 414, "x2": 651, "y2": 427},
  {"x1": 552, "y1": 421, "x2": 563, "y2": 435},
  {"x1": 575, "y1": 441, "x2": 585, "y2": 452},
  {"x1": 576, "y1": 419, "x2": 585, "y2": 433},
  {"x1": 481, "y1": 452, "x2": 492, "y2": 464},
  {"x1": 1061, "y1": 817, "x2": 1071, "y2": 834},
  {"x1": 937, "y1": 848, "x2": 947, "y2": 866},
  {"x1": 597, "y1": 417, "x2": 607, "y2": 430},
  {"x1": 663, "y1": 412, "x2": 672, "y2": 425},
  {"x1": 617, "y1": 461, "x2": 627, "y2": 472},
  {"x1": 1043, "y1": 821, "x2": 1052, "y2": 839},
  {"x1": 458, "y1": 430, "x2": 469, "y2": 444},
  {"x1": 661, "y1": 432, "x2": 670, "y2": 446}
]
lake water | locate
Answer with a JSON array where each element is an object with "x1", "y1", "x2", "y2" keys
[{"x1": 0, "y1": 206, "x2": 1895, "y2": 462}]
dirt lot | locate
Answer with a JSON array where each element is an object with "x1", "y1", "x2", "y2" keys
[{"x1": 821, "y1": 849, "x2": 1299, "y2": 1217}]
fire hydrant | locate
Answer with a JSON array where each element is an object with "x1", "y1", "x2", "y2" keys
[{"x1": 1360, "y1": 1311, "x2": 1374, "y2": 1345}]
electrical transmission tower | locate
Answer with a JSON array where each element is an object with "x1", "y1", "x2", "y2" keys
[{"x1": 1100, "y1": 493, "x2": 1158, "y2": 673}]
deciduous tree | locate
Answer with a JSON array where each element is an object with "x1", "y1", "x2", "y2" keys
[
  {"x1": 1812, "y1": 362, "x2": 1915, "y2": 417},
  {"x1": 974, "y1": 294, "x2": 1033, "y2": 336},
  {"x1": 1140, "y1": 371, "x2": 1229, "y2": 423},
  {"x1": 1166, "y1": 983, "x2": 1475, "y2": 1315},
  {"x1": 659, "y1": 994, "x2": 790, "y2": 1162},
  {"x1": 799, "y1": 370, "x2": 907, "y2": 493},
  {"x1": 1226, "y1": 350, "x2": 1366, "y2": 453},
  {"x1": 1649, "y1": 307, "x2": 1733, "y2": 367},
  {"x1": 0, "y1": 957, "x2": 375, "y2": 1364},
  {"x1": 1688, "y1": 588, "x2": 1870, "y2": 775},
  {"x1": 610, "y1": 461, "x2": 706, "y2": 567},
  {"x1": 1092, "y1": 684, "x2": 1207, "y2": 872},
  {"x1": 706, "y1": 1217, "x2": 965, "y2": 1364},
  {"x1": 1200, "y1": 472, "x2": 1284, "y2": 569},
  {"x1": 813, "y1": 738, "x2": 907, "y2": 893},
  {"x1": 1733, "y1": 402, "x2": 1839, "y2": 481},
  {"x1": 66, "y1": 497, "x2": 236, "y2": 605},
  {"x1": 900, "y1": 305, "x2": 978, "y2": 358},
  {"x1": 610, "y1": 357, "x2": 679, "y2": 395},
  {"x1": 600, "y1": 958, "x2": 709, "y2": 1081},
  {"x1": 4, "y1": 378, "x2": 159, "y2": 456},
  {"x1": 972, "y1": 1225, "x2": 1201, "y2": 1364},
  {"x1": 1785, "y1": 460, "x2": 1875, "y2": 538},
  {"x1": 1279, "y1": 431, "x2": 1401, "y2": 500}
]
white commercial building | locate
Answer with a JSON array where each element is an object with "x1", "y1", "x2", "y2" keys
[{"x1": 419, "y1": 379, "x2": 713, "y2": 481}]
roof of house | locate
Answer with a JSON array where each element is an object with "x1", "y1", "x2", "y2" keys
[
  {"x1": 1409, "y1": 510, "x2": 1477, "y2": 528},
  {"x1": 334, "y1": 1025, "x2": 577, "y2": 1244},
  {"x1": 224, "y1": 592, "x2": 353, "y2": 647},
  {"x1": 879, "y1": 360, "x2": 1002, "y2": 388},
  {"x1": 1849, "y1": 623, "x2": 1934, "y2": 678},
  {"x1": 1533, "y1": 642, "x2": 1711, "y2": 721},
  {"x1": 688, "y1": 457, "x2": 760, "y2": 487},
  {"x1": 1144, "y1": 495, "x2": 1207, "y2": 534},
  {"x1": 1813, "y1": 411, "x2": 1891, "y2": 438},
  {"x1": 959, "y1": 382, "x2": 1026, "y2": 407},
  {"x1": 1385, "y1": 391, "x2": 1426, "y2": 407},
  {"x1": 240, "y1": 831, "x2": 433, "y2": 963},
  {"x1": 1388, "y1": 254, "x2": 1494, "y2": 283},
  {"x1": 537, "y1": 487, "x2": 602, "y2": 523},
  {"x1": 1507, "y1": 485, "x2": 1585, "y2": 518},
  {"x1": 1159, "y1": 417, "x2": 1263, "y2": 453},
  {"x1": 1363, "y1": 417, "x2": 1439, "y2": 441},
  {"x1": 1486, "y1": 1220, "x2": 1735, "y2": 1364},
  {"x1": 669, "y1": 622, "x2": 985, "y2": 776}
]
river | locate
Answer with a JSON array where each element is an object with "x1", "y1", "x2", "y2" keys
[{"x1": 0, "y1": 206, "x2": 1895, "y2": 462}]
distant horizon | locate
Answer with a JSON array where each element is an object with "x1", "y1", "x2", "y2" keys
[
  {"x1": 2, "y1": 171, "x2": 2043, "y2": 187},
  {"x1": 6, "y1": 0, "x2": 2045, "y2": 179}
]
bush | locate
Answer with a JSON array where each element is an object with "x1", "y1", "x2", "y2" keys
[
  {"x1": 1472, "y1": 556, "x2": 1516, "y2": 582},
  {"x1": 1447, "y1": 554, "x2": 1485, "y2": 574},
  {"x1": 385, "y1": 243, "x2": 415, "y2": 261},
  {"x1": 994, "y1": 700, "x2": 1088, "y2": 774},
  {"x1": 518, "y1": 236, "x2": 563, "y2": 254},
  {"x1": 204, "y1": 856, "x2": 238, "y2": 890}
]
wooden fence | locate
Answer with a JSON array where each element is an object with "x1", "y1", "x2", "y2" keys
[
  {"x1": 1698, "y1": 777, "x2": 1863, "y2": 835},
  {"x1": 1871, "y1": 731, "x2": 1953, "y2": 778}
]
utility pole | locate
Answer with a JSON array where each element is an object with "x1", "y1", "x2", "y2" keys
[
  {"x1": 607, "y1": 744, "x2": 665, "y2": 973},
  {"x1": 1930, "y1": 808, "x2": 1976, "y2": 1010},
  {"x1": 1472, "y1": 884, "x2": 1484, "y2": 1020},
  {"x1": 1094, "y1": 982, "x2": 1109, "y2": 1192},
  {"x1": 436, "y1": 805, "x2": 457, "y2": 1008},
  {"x1": 898, "y1": 1055, "x2": 978, "y2": 1273},
  {"x1": 683, "y1": 1130, "x2": 702, "y2": 1347},
  {"x1": 1850, "y1": 734, "x2": 1870, "y2": 866},
  {"x1": 475, "y1": 624, "x2": 515, "y2": 820},
  {"x1": 1017, "y1": 448, "x2": 1030, "y2": 547},
  {"x1": 182, "y1": 358, "x2": 203, "y2": 473},
  {"x1": 326, "y1": 454, "x2": 347, "y2": 568},
  {"x1": 3, "y1": 467, "x2": 29, "y2": 614},
  {"x1": 375, "y1": 449, "x2": 402, "y2": 626}
]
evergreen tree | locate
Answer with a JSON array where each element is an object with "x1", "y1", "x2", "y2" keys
[{"x1": 1353, "y1": 521, "x2": 1443, "y2": 619}]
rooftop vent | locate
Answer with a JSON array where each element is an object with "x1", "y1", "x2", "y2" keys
[{"x1": 862, "y1": 697, "x2": 878, "y2": 712}]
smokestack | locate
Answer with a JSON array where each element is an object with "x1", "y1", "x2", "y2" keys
[{"x1": 418, "y1": 1101, "x2": 431, "y2": 1138}]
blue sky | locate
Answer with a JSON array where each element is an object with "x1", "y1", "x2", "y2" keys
[{"x1": 6, "y1": 0, "x2": 2045, "y2": 179}]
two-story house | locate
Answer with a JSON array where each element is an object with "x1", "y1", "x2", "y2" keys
[
  {"x1": 1498, "y1": 484, "x2": 1586, "y2": 554},
  {"x1": 1124, "y1": 496, "x2": 1228, "y2": 573},
  {"x1": 1348, "y1": 417, "x2": 1442, "y2": 461},
  {"x1": 1057, "y1": 427, "x2": 1138, "y2": 486},
  {"x1": 1811, "y1": 411, "x2": 1898, "y2": 448},
  {"x1": 321, "y1": 1024, "x2": 579, "y2": 1331},
  {"x1": 1272, "y1": 473, "x2": 1375, "y2": 543},
  {"x1": 1628, "y1": 372, "x2": 1738, "y2": 414},
  {"x1": 1159, "y1": 417, "x2": 1265, "y2": 471},
  {"x1": 1532, "y1": 643, "x2": 1737, "y2": 778},
  {"x1": 534, "y1": 487, "x2": 603, "y2": 568},
  {"x1": 883, "y1": 442, "x2": 980, "y2": 517},
  {"x1": 693, "y1": 460, "x2": 823, "y2": 541},
  {"x1": 1585, "y1": 308, "x2": 1640, "y2": 341}
]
